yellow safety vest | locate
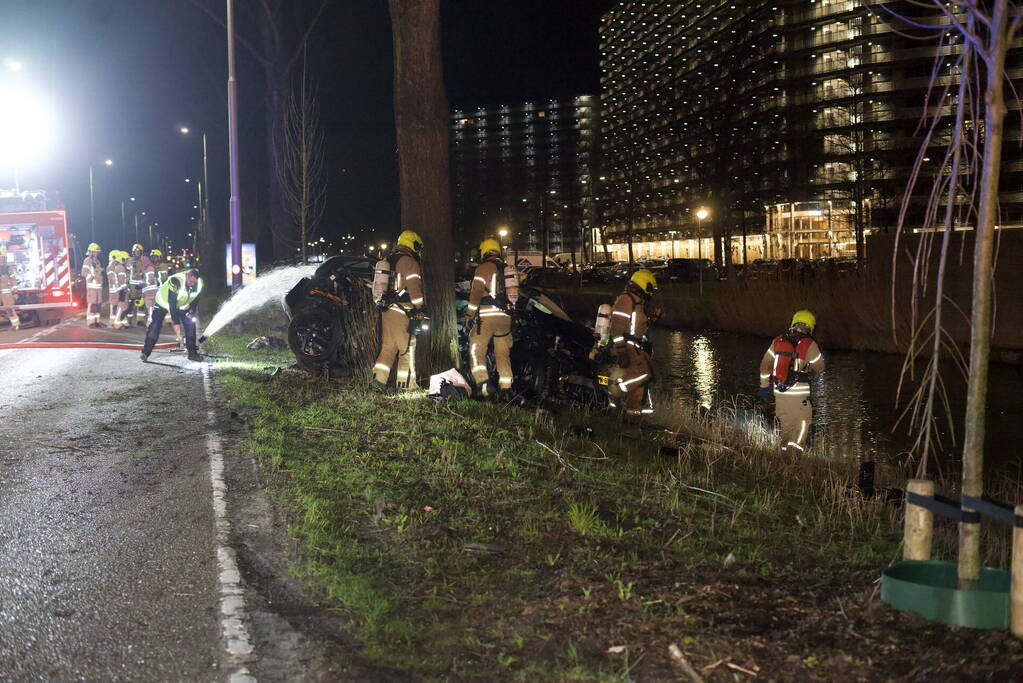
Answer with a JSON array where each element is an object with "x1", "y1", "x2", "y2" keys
[{"x1": 155, "y1": 272, "x2": 203, "y2": 310}]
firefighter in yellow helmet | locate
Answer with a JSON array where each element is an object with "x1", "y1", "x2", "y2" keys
[
  {"x1": 370, "y1": 230, "x2": 426, "y2": 391},
  {"x1": 0, "y1": 260, "x2": 19, "y2": 332},
  {"x1": 81, "y1": 242, "x2": 105, "y2": 327},
  {"x1": 608, "y1": 269, "x2": 658, "y2": 418},
  {"x1": 106, "y1": 250, "x2": 130, "y2": 328},
  {"x1": 465, "y1": 237, "x2": 519, "y2": 399},
  {"x1": 758, "y1": 310, "x2": 825, "y2": 453},
  {"x1": 125, "y1": 243, "x2": 149, "y2": 326}
]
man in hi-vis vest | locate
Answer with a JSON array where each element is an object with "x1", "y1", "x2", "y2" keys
[
  {"x1": 140, "y1": 269, "x2": 204, "y2": 362},
  {"x1": 758, "y1": 310, "x2": 825, "y2": 453}
]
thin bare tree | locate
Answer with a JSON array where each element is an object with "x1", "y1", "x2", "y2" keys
[
  {"x1": 876, "y1": 0, "x2": 1020, "y2": 590},
  {"x1": 273, "y1": 51, "x2": 327, "y2": 263}
]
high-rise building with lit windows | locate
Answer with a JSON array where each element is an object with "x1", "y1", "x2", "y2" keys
[
  {"x1": 450, "y1": 97, "x2": 599, "y2": 263},
  {"x1": 598, "y1": 1, "x2": 1023, "y2": 263}
]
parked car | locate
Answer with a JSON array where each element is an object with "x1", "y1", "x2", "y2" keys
[{"x1": 658, "y1": 258, "x2": 720, "y2": 283}]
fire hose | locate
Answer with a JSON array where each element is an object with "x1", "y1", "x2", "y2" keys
[{"x1": 0, "y1": 341, "x2": 181, "y2": 351}]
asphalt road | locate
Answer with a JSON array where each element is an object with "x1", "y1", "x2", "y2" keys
[{"x1": 0, "y1": 319, "x2": 227, "y2": 680}]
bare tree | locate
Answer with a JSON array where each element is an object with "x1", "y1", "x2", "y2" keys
[
  {"x1": 188, "y1": 0, "x2": 330, "y2": 262},
  {"x1": 273, "y1": 52, "x2": 327, "y2": 263},
  {"x1": 879, "y1": 0, "x2": 1020, "y2": 590},
  {"x1": 389, "y1": 0, "x2": 457, "y2": 370}
]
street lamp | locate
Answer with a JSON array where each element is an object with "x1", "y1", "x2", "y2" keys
[
  {"x1": 179, "y1": 126, "x2": 210, "y2": 247},
  {"x1": 380, "y1": 242, "x2": 388, "y2": 250},
  {"x1": 89, "y1": 159, "x2": 113, "y2": 243},
  {"x1": 498, "y1": 227, "x2": 508, "y2": 238},
  {"x1": 695, "y1": 207, "x2": 710, "y2": 296}
]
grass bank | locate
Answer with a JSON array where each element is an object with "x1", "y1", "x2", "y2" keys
[{"x1": 211, "y1": 345, "x2": 1020, "y2": 680}]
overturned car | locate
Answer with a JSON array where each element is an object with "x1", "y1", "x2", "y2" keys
[{"x1": 283, "y1": 257, "x2": 615, "y2": 405}]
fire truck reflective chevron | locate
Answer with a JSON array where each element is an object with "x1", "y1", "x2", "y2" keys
[{"x1": 0, "y1": 209, "x2": 76, "y2": 314}]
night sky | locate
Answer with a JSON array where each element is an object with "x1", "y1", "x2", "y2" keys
[{"x1": 0, "y1": 0, "x2": 610, "y2": 259}]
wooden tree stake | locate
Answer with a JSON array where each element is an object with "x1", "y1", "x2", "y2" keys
[{"x1": 904, "y1": 479, "x2": 935, "y2": 561}]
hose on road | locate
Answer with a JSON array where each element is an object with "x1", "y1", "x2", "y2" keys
[{"x1": 0, "y1": 341, "x2": 181, "y2": 351}]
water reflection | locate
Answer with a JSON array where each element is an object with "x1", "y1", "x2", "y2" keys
[{"x1": 648, "y1": 328, "x2": 1022, "y2": 475}]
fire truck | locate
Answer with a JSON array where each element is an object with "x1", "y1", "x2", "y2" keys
[{"x1": 0, "y1": 189, "x2": 79, "y2": 325}]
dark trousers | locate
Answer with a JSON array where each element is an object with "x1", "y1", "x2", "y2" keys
[{"x1": 143, "y1": 306, "x2": 196, "y2": 355}]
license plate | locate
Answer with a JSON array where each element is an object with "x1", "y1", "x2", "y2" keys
[{"x1": 597, "y1": 375, "x2": 610, "y2": 386}]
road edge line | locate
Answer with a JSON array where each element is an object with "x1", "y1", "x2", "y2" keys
[{"x1": 202, "y1": 364, "x2": 257, "y2": 682}]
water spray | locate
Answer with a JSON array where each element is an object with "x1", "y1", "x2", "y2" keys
[{"x1": 199, "y1": 264, "x2": 317, "y2": 340}]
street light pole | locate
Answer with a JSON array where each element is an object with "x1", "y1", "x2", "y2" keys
[
  {"x1": 227, "y1": 0, "x2": 243, "y2": 292},
  {"x1": 89, "y1": 165, "x2": 95, "y2": 243}
]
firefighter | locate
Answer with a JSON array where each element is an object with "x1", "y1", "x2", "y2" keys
[
  {"x1": 607, "y1": 269, "x2": 658, "y2": 419},
  {"x1": 125, "y1": 243, "x2": 149, "y2": 326},
  {"x1": 141, "y1": 253, "x2": 159, "y2": 325},
  {"x1": 149, "y1": 249, "x2": 177, "y2": 340},
  {"x1": 758, "y1": 310, "x2": 826, "y2": 453},
  {"x1": 0, "y1": 263, "x2": 19, "y2": 332},
  {"x1": 106, "y1": 250, "x2": 130, "y2": 328},
  {"x1": 464, "y1": 238, "x2": 519, "y2": 399},
  {"x1": 140, "y1": 268, "x2": 204, "y2": 362},
  {"x1": 81, "y1": 242, "x2": 105, "y2": 328},
  {"x1": 370, "y1": 230, "x2": 425, "y2": 391}
]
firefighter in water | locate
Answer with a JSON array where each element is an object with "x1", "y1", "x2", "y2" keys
[
  {"x1": 370, "y1": 230, "x2": 426, "y2": 391},
  {"x1": 106, "y1": 250, "x2": 130, "y2": 328},
  {"x1": 0, "y1": 262, "x2": 19, "y2": 332},
  {"x1": 608, "y1": 269, "x2": 658, "y2": 419},
  {"x1": 140, "y1": 268, "x2": 204, "y2": 363},
  {"x1": 758, "y1": 310, "x2": 826, "y2": 453},
  {"x1": 465, "y1": 238, "x2": 519, "y2": 399},
  {"x1": 125, "y1": 243, "x2": 150, "y2": 326},
  {"x1": 81, "y1": 242, "x2": 105, "y2": 328}
]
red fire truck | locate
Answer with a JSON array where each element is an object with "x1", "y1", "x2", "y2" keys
[{"x1": 0, "y1": 203, "x2": 79, "y2": 325}]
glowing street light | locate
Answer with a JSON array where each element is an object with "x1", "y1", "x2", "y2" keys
[
  {"x1": 695, "y1": 207, "x2": 711, "y2": 296},
  {"x1": 88, "y1": 158, "x2": 114, "y2": 242},
  {"x1": 180, "y1": 127, "x2": 190, "y2": 134},
  {"x1": 696, "y1": 207, "x2": 709, "y2": 221},
  {"x1": 380, "y1": 242, "x2": 388, "y2": 250},
  {"x1": 498, "y1": 227, "x2": 509, "y2": 238}
]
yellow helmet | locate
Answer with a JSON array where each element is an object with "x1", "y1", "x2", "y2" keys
[
  {"x1": 791, "y1": 309, "x2": 816, "y2": 333},
  {"x1": 117, "y1": 250, "x2": 130, "y2": 263},
  {"x1": 87, "y1": 242, "x2": 101, "y2": 253},
  {"x1": 132, "y1": 243, "x2": 143, "y2": 254},
  {"x1": 630, "y1": 269, "x2": 657, "y2": 296},
  {"x1": 397, "y1": 230, "x2": 423, "y2": 253},
  {"x1": 108, "y1": 250, "x2": 118, "y2": 264},
  {"x1": 150, "y1": 249, "x2": 163, "y2": 259},
  {"x1": 479, "y1": 238, "x2": 502, "y2": 259}
]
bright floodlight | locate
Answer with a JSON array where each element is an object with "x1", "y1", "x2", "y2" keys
[
  {"x1": 184, "y1": 177, "x2": 191, "y2": 183},
  {"x1": 104, "y1": 158, "x2": 113, "y2": 166},
  {"x1": 180, "y1": 127, "x2": 190, "y2": 134},
  {"x1": 696, "y1": 208, "x2": 709, "y2": 220},
  {"x1": 0, "y1": 84, "x2": 56, "y2": 168},
  {"x1": 3, "y1": 58, "x2": 23, "y2": 72}
]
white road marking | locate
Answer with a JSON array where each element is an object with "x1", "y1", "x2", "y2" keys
[
  {"x1": 0, "y1": 319, "x2": 69, "y2": 358},
  {"x1": 202, "y1": 365, "x2": 257, "y2": 682}
]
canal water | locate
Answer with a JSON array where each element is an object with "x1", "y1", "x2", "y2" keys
[{"x1": 648, "y1": 328, "x2": 1023, "y2": 478}]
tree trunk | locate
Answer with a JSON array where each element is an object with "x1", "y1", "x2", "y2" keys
[
  {"x1": 389, "y1": 0, "x2": 457, "y2": 371},
  {"x1": 959, "y1": 0, "x2": 1010, "y2": 590}
]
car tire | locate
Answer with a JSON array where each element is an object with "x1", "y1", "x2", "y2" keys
[{"x1": 288, "y1": 300, "x2": 343, "y2": 375}]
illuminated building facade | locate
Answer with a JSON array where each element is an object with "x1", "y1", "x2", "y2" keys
[
  {"x1": 598, "y1": 1, "x2": 1023, "y2": 263},
  {"x1": 451, "y1": 97, "x2": 599, "y2": 263}
]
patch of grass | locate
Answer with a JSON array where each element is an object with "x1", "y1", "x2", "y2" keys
[{"x1": 216, "y1": 366, "x2": 1021, "y2": 680}]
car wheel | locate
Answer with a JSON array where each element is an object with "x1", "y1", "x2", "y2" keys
[{"x1": 288, "y1": 301, "x2": 342, "y2": 373}]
